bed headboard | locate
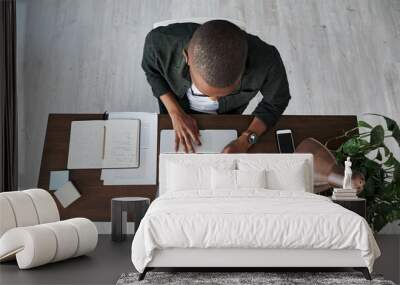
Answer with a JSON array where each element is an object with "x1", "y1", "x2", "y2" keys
[{"x1": 158, "y1": 153, "x2": 314, "y2": 196}]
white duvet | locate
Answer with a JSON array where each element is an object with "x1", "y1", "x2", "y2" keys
[{"x1": 131, "y1": 190, "x2": 380, "y2": 273}]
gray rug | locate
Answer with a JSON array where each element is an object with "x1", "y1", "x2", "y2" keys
[{"x1": 116, "y1": 272, "x2": 396, "y2": 285}]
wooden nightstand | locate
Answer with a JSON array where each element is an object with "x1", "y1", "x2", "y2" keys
[{"x1": 331, "y1": 197, "x2": 366, "y2": 218}]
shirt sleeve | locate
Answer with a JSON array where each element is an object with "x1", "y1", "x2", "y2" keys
[
  {"x1": 252, "y1": 47, "x2": 291, "y2": 128},
  {"x1": 141, "y1": 31, "x2": 171, "y2": 98}
]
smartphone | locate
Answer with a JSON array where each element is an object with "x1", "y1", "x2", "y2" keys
[{"x1": 276, "y1": 129, "x2": 295, "y2": 153}]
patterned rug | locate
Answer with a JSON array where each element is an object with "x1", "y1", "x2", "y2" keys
[{"x1": 116, "y1": 271, "x2": 396, "y2": 285}]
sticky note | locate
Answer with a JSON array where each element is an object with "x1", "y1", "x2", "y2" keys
[
  {"x1": 54, "y1": 181, "x2": 81, "y2": 208},
  {"x1": 49, "y1": 170, "x2": 69, "y2": 191}
]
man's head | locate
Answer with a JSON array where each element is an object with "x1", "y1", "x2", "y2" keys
[{"x1": 185, "y1": 20, "x2": 248, "y2": 98}]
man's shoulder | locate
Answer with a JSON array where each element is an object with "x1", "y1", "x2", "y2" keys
[
  {"x1": 146, "y1": 22, "x2": 199, "y2": 47},
  {"x1": 246, "y1": 33, "x2": 280, "y2": 62}
]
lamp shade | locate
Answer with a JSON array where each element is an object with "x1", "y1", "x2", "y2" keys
[{"x1": 295, "y1": 138, "x2": 365, "y2": 193}]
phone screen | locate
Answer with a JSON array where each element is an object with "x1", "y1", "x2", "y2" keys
[{"x1": 276, "y1": 131, "x2": 295, "y2": 153}]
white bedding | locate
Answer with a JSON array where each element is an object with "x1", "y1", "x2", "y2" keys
[{"x1": 131, "y1": 190, "x2": 380, "y2": 273}]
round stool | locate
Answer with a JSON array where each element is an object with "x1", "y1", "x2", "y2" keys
[{"x1": 111, "y1": 197, "x2": 150, "y2": 242}]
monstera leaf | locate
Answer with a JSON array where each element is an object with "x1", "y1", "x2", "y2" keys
[
  {"x1": 368, "y1": 113, "x2": 400, "y2": 146},
  {"x1": 394, "y1": 162, "x2": 400, "y2": 182},
  {"x1": 358, "y1": 120, "x2": 373, "y2": 129},
  {"x1": 370, "y1": 125, "x2": 384, "y2": 145}
]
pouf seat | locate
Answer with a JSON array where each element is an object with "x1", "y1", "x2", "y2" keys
[{"x1": 0, "y1": 189, "x2": 98, "y2": 269}]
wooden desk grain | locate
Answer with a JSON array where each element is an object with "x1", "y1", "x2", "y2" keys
[{"x1": 38, "y1": 114, "x2": 357, "y2": 221}]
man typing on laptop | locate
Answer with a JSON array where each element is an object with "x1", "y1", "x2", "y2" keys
[{"x1": 142, "y1": 20, "x2": 291, "y2": 153}]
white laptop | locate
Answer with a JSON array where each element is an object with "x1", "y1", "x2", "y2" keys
[{"x1": 160, "y1": 129, "x2": 238, "y2": 153}]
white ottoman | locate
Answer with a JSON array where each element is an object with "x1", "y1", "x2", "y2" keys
[{"x1": 0, "y1": 189, "x2": 98, "y2": 269}]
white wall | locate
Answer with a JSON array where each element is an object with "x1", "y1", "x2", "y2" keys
[{"x1": 17, "y1": 0, "x2": 400, "y2": 188}]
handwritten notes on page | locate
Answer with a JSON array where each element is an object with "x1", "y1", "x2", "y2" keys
[
  {"x1": 103, "y1": 120, "x2": 140, "y2": 168},
  {"x1": 100, "y1": 112, "x2": 158, "y2": 185}
]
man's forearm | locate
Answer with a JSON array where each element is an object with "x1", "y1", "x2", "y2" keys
[
  {"x1": 159, "y1": 92, "x2": 184, "y2": 115},
  {"x1": 244, "y1": 116, "x2": 268, "y2": 137},
  {"x1": 223, "y1": 116, "x2": 268, "y2": 153}
]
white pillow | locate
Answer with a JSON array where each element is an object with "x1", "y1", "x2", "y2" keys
[
  {"x1": 166, "y1": 162, "x2": 208, "y2": 191},
  {"x1": 237, "y1": 169, "x2": 267, "y2": 189},
  {"x1": 266, "y1": 162, "x2": 307, "y2": 191},
  {"x1": 238, "y1": 159, "x2": 308, "y2": 191},
  {"x1": 211, "y1": 169, "x2": 267, "y2": 191},
  {"x1": 166, "y1": 159, "x2": 235, "y2": 191},
  {"x1": 211, "y1": 168, "x2": 236, "y2": 190}
]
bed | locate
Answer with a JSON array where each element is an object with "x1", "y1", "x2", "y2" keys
[{"x1": 131, "y1": 154, "x2": 380, "y2": 280}]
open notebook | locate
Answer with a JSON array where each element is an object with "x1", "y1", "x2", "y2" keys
[{"x1": 67, "y1": 120, "x2": 140, "y2": 169}]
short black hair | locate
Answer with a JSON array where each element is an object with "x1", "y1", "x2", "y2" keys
[{"x1": 189, "y1": 20, "x2": 248, "y2": 88}]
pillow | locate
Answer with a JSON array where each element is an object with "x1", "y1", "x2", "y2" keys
[
  {"x1": 166, "y1": 159, "x2": 235, "y2": 192},
  {"x1": 166, "y1": 162, "x2": 208, "y2": 191},
  {"x1": 211, "y1": 169, "x2": 267, "y2": 191},
  {"x1": 236, "y1": 169, "x2": 267, "y2": 189},
  {"x1": 266, "y1": 162, "x2": 307, "y2": 191},
  {"x1": 211, "y1": 168, "x2": 236, "y2": 190},
  {"x1": 238, "y1": 159, "x2": 309, "y2": 191}
]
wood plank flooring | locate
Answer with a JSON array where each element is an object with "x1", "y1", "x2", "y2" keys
[{"x1": 16, "y1": 0, "x2": 400, "y2": 191}]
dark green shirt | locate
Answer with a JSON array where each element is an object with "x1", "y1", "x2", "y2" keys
[{"x1": 142, "y1": 23, "x2": 291, "y2": 128}]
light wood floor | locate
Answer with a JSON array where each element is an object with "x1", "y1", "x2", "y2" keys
[{"x1": 16, "y1": 0, "x2": 400, "y2": 188}]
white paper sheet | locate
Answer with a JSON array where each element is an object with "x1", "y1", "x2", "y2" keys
[
  {"x1": 67, "y1": 121, "x2": 105, "y2": 169},
  {"x1": 103, "y1": 120, "x2": 140, "y2": 168},
  {"x1": 101, "y1": 112, "x2": 158, "y2": 185},
  {"x1": 54, "y1": 181, "x2": 81, "y2": 208},
  {"x1": 160, "y1": 129, "x2": 237, "y2": 153}
]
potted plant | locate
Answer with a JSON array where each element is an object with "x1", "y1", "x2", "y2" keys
[{"x1": 326, "y1": 114, "x2": 400, "y2": 232}]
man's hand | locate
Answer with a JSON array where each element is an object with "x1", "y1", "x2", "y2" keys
[
  {"x1": 170, "y1": 110, "x2": 201, "y2": 153},
  {"x1": 159, "y1": 92, "x2": 201, "y2": 153},
  {"x1": 222, "y1": 135, "x2": 251, "y2": 153}
]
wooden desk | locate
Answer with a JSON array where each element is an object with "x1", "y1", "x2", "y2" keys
[{"x1": 38, "y1": 114, "x2": 357, "y2": 221}]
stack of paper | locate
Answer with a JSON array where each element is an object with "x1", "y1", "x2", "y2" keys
[{"x1": 332, "y1": 188, "x2": 358, "y2": 200}]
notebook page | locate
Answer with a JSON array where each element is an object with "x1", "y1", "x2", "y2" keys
[{"x1": 102, "y1": 119, "x2": 140, "y2": 168}]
